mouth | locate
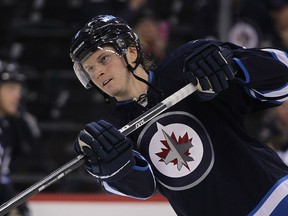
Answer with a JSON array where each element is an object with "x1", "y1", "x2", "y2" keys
[{"x1": 102, "y1": 78, "x2": 112, "y2": 87}]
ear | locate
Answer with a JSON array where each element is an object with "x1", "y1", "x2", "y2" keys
[{"x1": 126, "y1": 46, "x2": 138, "y2": 66}]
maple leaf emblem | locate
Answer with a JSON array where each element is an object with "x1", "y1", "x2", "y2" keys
[{"x1": 156, "y1": 129, "x2": 194, "y2": 171}]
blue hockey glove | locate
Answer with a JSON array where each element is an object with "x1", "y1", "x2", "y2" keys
[
  {"x1": 184, "y1": 44, "x2": 236, "y2": 101},
  {"x1": 74, "y1": 120, "x2": 135, "y2": 182}
]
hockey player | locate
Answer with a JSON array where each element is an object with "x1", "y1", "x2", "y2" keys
[
  {"x1": 0, "y1": 60, "x2": 40, "y2": 216},
  {"x1": 70, "y1": 15, "x2": 288, "y2": 216}
]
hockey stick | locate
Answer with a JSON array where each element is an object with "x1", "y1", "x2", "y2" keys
[{"x1": 0, "y1": 83, "x2": 197, "y2": 215}]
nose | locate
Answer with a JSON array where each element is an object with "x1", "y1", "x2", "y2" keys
[
  {"x1": 89, "y1": 68, "x2": 105, "y2": 82},
  {"x1": 96, "y1": 71, "x2": 105, "y2": 79}
]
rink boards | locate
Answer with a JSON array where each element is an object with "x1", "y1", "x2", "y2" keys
[{"x1": 28, "y1": 193, "x2": 176, "y2": 216}]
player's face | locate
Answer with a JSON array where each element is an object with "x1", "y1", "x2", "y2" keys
[
  {"x1": 0, "y1": 82, "x2": 22, "y2": 116},
  {"x1": 82, "y1": 46, "x2": 138, "y2": 100}
]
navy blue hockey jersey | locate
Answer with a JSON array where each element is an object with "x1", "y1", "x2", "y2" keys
[{"x1": 99, "y1": 39, "x2": 288, "y2": 216}]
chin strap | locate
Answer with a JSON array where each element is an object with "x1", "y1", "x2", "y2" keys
[
  {"x1": 90, "y1": 82, "x2": 111, "y2": 103},
  {"x1": 123, "y1": 54, "x2": 163, "y2": 97},
  {"x1": 131, "y1": 71, "x2": 163, "y2": 97}
]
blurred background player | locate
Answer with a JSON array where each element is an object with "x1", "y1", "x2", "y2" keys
[{"x1": 0, "y1": 60, "x2": 41, "y2": 216}]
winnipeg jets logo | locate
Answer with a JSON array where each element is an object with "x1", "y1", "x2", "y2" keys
[
  {"x1": 149, "y1": 122, "x2": 204, "y2": 178},
  {"x1": 137, "y1": 111, "x2": 214, "y2": 191},
  {"x1": 156, "y1": 129, "x2": 194, "y2": 171}
]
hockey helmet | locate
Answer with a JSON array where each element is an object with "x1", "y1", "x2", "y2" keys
[
  {"x1": 0, "y1": 60, "x2": 25, "y2": 84},
  {"x1": 70, "y1": 15, "x2": 142, "y2": 89}
]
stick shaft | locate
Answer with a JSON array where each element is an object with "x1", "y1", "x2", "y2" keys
[
  {"x1": 120, "y1": 84, "x2": 197, "y2": 135},
  {"x1": 0, "y1": 83, "x2": 197, "y2": 215}
]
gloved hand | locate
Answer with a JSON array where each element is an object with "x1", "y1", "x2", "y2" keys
[
  {"x1": 184, "y1": 44, "x2": 236, "y2": 101},
  {"x1": 74, "y1": 120, "x2": 135, "y2": 182}
]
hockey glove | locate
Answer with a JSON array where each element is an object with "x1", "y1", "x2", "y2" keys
[
  {"x1": 184, "y1": 44, "x2": 236, "y2": 101},
  {"x1": 74, "y1": 120, "x2": 135, "y2": 182}
]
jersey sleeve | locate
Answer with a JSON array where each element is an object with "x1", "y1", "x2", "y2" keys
[
  {"x1": 156, "y1": 39, "x2": 288, "y2": 105},
  {"x1": 229, "y1": 45, "x2": 288, "y2": 105},
  {"x1": 99, "y1": 150, "x2": 156, "y2": 199}
]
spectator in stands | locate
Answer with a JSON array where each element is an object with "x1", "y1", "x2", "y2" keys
[
  {"x1": 266, "y1": 0, "x2": 288, "y2": 51},
  {"x1": 0, "y1": 60, "x2": 41, "y2": 216},
  {"x1": 133, "y1": 10, "x2": 169, "y2": 64},
  {"x1": 117, "y1": 0, "x2": 148, "y2": 25},
  {"x1": 258, "y1": 101, "x2": 288, "y2": 164}
]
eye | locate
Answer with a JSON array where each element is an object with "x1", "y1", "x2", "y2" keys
[
  {"x1": 86, "y1": 65, "x2": 95, "y2": 74},
  {"x1": 98, "y1": 54, "x2": 110, "y2": 65}
]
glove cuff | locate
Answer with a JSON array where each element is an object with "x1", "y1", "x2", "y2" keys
[
  {"x1": 87, "y1": 153, "x2": 136, "y2": 182},
  {"x1": 232, "y1": 58, "x2": 250, "y2": 84}
]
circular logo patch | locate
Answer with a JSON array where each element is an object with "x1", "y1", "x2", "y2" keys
[{"x1": 137, "y1": 111, "x2": 214, "y2": 191}]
